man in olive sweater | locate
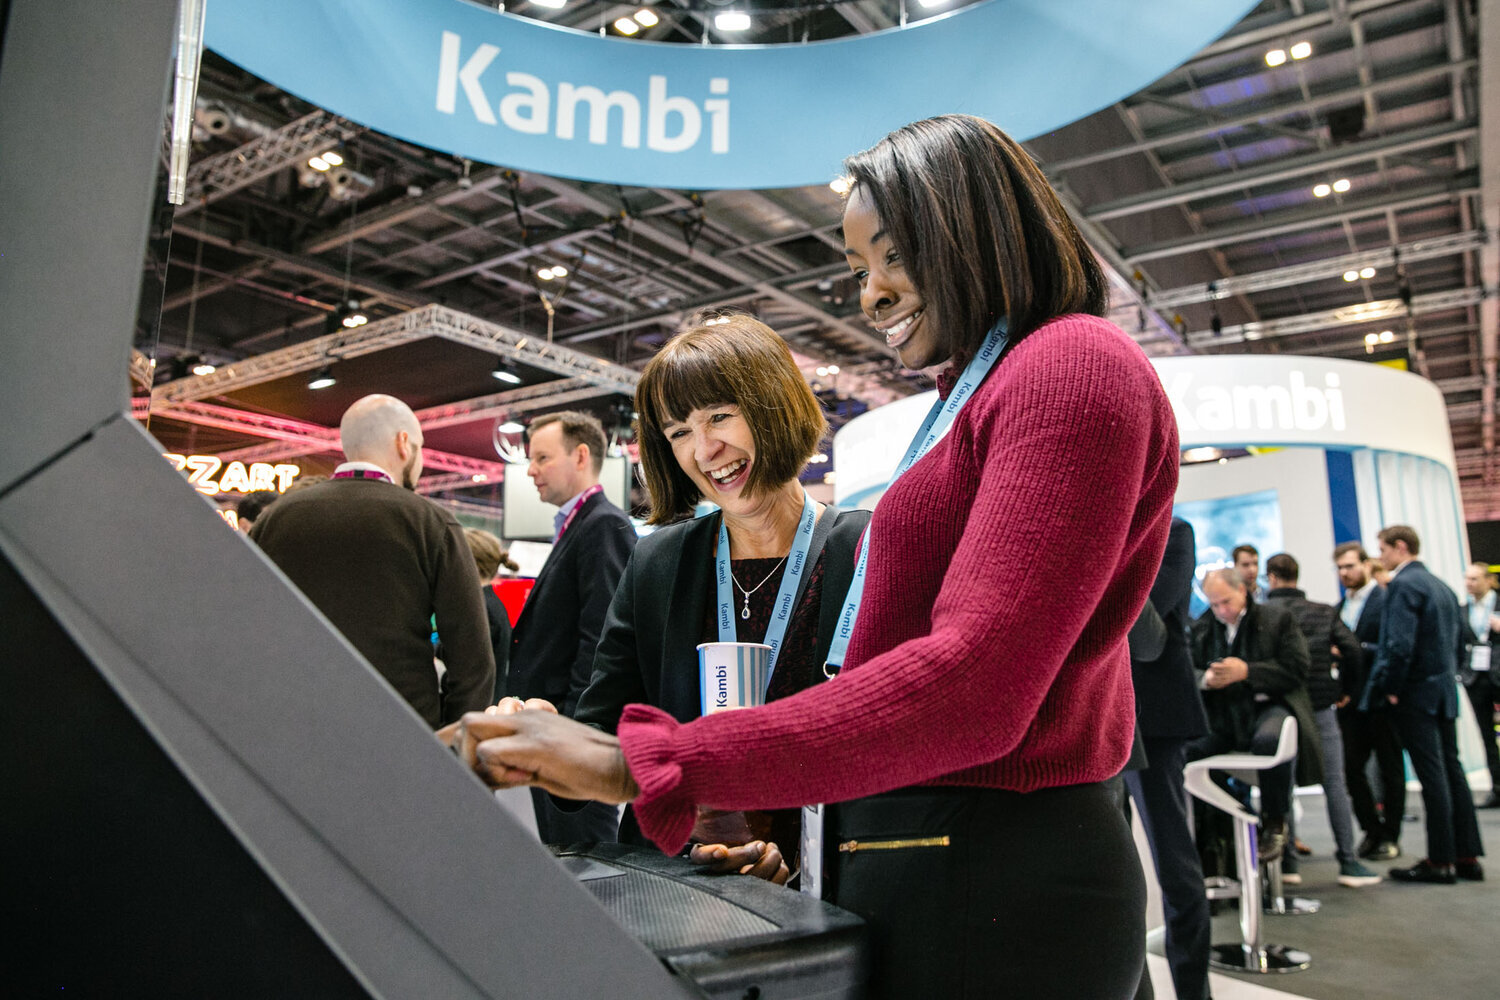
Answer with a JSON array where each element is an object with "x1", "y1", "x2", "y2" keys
[{"x1": 251, "y1": 394, "x2": 494, "y2": 728}]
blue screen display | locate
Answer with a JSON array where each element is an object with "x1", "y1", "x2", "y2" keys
[{"x1": 1174, "y1": 488, "x2": 1284, "y2": 618}]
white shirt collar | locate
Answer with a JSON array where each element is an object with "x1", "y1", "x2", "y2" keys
[{"x1": 334, "y1": 460, "x2": 394, "y2": 480}]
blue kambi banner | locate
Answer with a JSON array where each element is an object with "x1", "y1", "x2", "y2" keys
[{"x1": 206, "y1": 0, "x2": 1256, "y2": 189}]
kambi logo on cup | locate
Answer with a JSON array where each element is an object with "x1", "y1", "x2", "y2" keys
[{"x1": 698, "y1": 642, "x2": 771, "y2": 715}]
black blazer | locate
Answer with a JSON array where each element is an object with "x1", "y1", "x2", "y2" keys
[
  {"x1": 1362, "y1": 561, "x2": 1461, "y2": 717},
  {"x1": 1131, "y1": 517, "x2": 1210, "y2": 742},
  {"x1": 1336, "y1": 583, "x2": 1385, "y2": 655},
  {"x1": 574, "y1": 505, "x2": 871, "y2": 734},
  {"x1": 506, "y1": 491, "x2": 637, "y2": 715},
  {"x1": 1459, "y1": 596, "x2": 1500, "y2": 687},
  {"x1": 1191, "y1": 599, "x2": 1321, "y2": 786}
]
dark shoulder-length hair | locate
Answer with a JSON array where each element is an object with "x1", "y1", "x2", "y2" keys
[
  {"x1": 636, "y1": 313, "x2": 826, "y2": 525},
  {"x1": 843, "y1": 114, "x2": 1108, "y2": 366}
]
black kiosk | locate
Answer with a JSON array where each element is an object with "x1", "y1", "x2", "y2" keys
[{"x1": 0, "y1": 3, "x2": 867, "y2": 996}]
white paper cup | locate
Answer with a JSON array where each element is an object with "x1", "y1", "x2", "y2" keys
[{"x1": 697, "y1": 642, "x2": 772, "y2": 715}]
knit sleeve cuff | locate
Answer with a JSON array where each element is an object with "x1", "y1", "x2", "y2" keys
[{"x1": 617, "y1": 704, "x2": 696, "y2": 854}]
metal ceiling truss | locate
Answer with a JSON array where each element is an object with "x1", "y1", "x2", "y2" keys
[
  {"x1": 1150, "y1": 230, "x2": 1486, "y2": 308},
  {"x1": 1186, "y1": 285, "x2": 1486, "y2": 347},
  {"x1": 178, "y1": 110, "x2": 362, "y2": 210}
]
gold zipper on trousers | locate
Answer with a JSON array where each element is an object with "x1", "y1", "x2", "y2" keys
[{"x1": 837, "y1": 835, "x2": 951, "y2": 853}]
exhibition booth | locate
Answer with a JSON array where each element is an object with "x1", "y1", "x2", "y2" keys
[{"x1": 4, "y1": 0, "x2": 1490, "y2": 997}]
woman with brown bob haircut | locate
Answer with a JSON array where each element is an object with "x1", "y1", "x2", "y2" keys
[
  {"x1": 457, "y1": 116, "x2": 1178, "y2": 999},
  {"x1": 635, "y1": 313, "x2": 825, "y2": 523},
  {"x1": 569, "y1": 312, "x2": 869, "y2": 880}
]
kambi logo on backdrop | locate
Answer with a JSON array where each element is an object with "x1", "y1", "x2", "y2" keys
[
  {"x1": 435, "y1": 32, "x2": 730, "y2": 155},
  {"x1": 1166, "y1": 371, "x2": 1347, "y2": 434}
]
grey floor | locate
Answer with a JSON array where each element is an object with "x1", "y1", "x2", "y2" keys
[{"x1": 1149, "y1": 782, "x2": 1499, "y2": 1000}]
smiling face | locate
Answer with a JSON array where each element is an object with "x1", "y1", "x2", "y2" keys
[
  {"x1": 661, "y1": 404, "x2": 758, "y2": 514},
  {"x1": 843, "y1": 188, "x2": 945, "y2": 371}
]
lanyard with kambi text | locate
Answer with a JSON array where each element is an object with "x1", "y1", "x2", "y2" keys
[
  {"x1": 800, "y1": 318, "x2": 1008, "y2": 901},
  {"x1": 714, "y1": 490, "x2": 817, "y2": 688},
  {"x1": 554, "y1": 483, "x2": 603, "y2": 542}
]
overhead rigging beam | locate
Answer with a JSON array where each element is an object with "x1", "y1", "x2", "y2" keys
[
  {"x1": 1043, "y1": 58, "x2": 1475, "y2": 174},
  {"x1": 1086, "y1": 120, "x2": 1477, "y2": 221},
  {"x1": 177, "y1": 110, "x2": 362, "y2": 211},
  {"x1": 1184, "y1": 286, "x2": 1486, "y2": 346},
  {"x1": 1477, "y1": 0, "x2": 1500, "y2": 494},
  {"x1": 1150, "y1": 230, "x2": 1486, "y2": 307},
  {"x1": 150, "y1": 303, "x2": 640, "y2": 407},
  {"x1": 1123, "y1": 171, "x2": 1481, "y2": 263}
]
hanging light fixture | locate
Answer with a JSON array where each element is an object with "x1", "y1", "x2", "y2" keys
[
  {"x1": 491, "y1": 359, "x2": 523, "y2": 384},
  {"x1": 308, "y1": 365, "x2": 336, "y2": 390}
]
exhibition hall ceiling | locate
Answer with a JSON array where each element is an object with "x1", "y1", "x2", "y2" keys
[{"x1": 136, "y1": 0, "x2": 1498, "y2": 519}]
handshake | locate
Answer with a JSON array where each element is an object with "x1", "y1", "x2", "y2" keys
[{"x1": 437, "y1": 698, "x2": 791, "y2": 885}]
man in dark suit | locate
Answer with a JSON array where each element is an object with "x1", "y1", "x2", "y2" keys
[
  {"x1": 1460, "y1": 561, "x2": 1500, "y2": 808},
  {"x1": 1188, "y1": 568, "x2": 1319, "y2": 864},
  {"x1": 1363, "y1": 525, "x2": 1484, "y2": 883},
  {"x1": 1333, "y1": 541, "x2": 1404, "y2": 859},
  {"x1": 507, "y1": 411, "x2": 637, "y2": 844},
  {"x1": 1124, "y1": 518, "x2": 1212, "y2": 1000}
]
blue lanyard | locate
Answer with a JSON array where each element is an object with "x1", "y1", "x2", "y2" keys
[
  {"x1": 825, "y1": 319, "x2": 1009, "y2": 675},
  {"x1": 715, "y1": 490, "x2": 818, "y2": 691}
]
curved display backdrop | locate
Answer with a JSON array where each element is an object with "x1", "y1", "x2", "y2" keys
[{"x1": 205, "y1": 0, "x2": 1257, "y2": 189}]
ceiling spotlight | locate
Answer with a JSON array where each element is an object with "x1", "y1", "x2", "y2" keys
[
  {"x1": 1360, "y1": 266, "x2": 1376, "y2": 279},
  {"x1": 1364, "y1": 332, "x2": 1380, "y2": 346},
  {"x1": 1313, "y1": 183, "x2": 1332, "y2": 198},
  {"x1": 497, "y1": 420, "x2": 524, "y2": 434},
  {"x1": 308, "y1": 156, "x2": 331, "y2": 171},
  {"x1": 550, "y1": 264, "x2": 568, "y2": 278},
  {"x1": 829, "y1": 176, "x2": 852, "y2": 195},
  {"x1": 614, "y1": 17, "x2": 639, "y2": 34},
  {"x1": 827, "y1": 364, "x2": 840, "y2": 375},
  {"x1": 530, "y1": 0, "x2": 567, "y2": 7},
  {"x1": 472, "y1": 474, "x2": 487, "y2": 482},
  {"x1": 308, "y1": 366, "x2": 336, "y2": 390},
  {"x1": 714, "y1": 11, "x2": 751, "y2": 31},
  {"x1": 1343, "y1": 270, "x2": 1360, "y2": 282},
  {"x1": 1379, "y1": 329, "x2": 1395, "y2": 343},
  {"x1": 816, "y1": 366, "x2": 829, "y2": 377},
  {"x1": 634, "y1": 9, "x2": 658, "y2": 27},
  {"x1": 321, "y1": 150, "x2": 343, "y2": 167},
  {"x1": 917, "y1": 0, "x2": 949, "y2": 7},
  {"x1": 1265, "y1": 48, "x2": 1287, "y2": 67},
  {"x1": 1290, "y1": 41, "x2": 1313, "y2": 60},
  {"x1": 537, "y1": 267, "x2": 556, "y2": 280},
  {"x1": 191, "y1": 362, "x2": 216, "y2": 376},
  {"x1": 340, "y1": 300, "x2": 369, "y2": 328},
  {"x1": 491, "y1": 360, "x2": 523, "y2": 384},
  {"x1": 1332, "y1": 177, "x2": 1351, "y2": 193}
]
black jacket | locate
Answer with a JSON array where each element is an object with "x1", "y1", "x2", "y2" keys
[
  {"x1": 1458, "y1": 595, "x2": 1500, "y2": 687},
  {"x1": 506, "y1": 491, "x2": 637, "y2": 715},
  {"x1": 1362, "y1": 561, "x2": 1462, "y2": 717},
  {"x1": 1191, "y1": 598, "x2": 1321, "y2": 785},
  {"x1": 1263, "y1": 587, "x2": 1363, "y2": 711},
  {"x1": 575, "y1": 505, "x2": 870, "y2": 733},
  {"x1": 1130, "y1": 518, "x2": 1210, "y2": 741}
]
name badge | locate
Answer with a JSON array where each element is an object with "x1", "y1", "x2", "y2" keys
[{"x1": 1472, "y1": 645, "x2": 1492, "y2": 673}]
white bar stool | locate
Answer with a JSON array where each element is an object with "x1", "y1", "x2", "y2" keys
[{"x1": 1184, "y1": 715, "x2": 1312, "y2": 974}]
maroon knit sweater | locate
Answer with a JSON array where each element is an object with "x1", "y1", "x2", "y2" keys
[{"x1": 619, "y1": 314, "x2": 1180, "y2": 854}]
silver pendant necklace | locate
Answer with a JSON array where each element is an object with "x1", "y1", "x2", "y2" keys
[{"x1": 732, "y1": 556, "x2": 788, "y2": 619}]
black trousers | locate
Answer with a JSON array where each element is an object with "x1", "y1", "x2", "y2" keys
[
  {"x1": 1185, "y1": 704, "x2": 1294, "y2": 825},
  {"x1": 1463, "y1": 675, "x2": 1500, "y2": 791},
  {"x1": 826, "y1": 780, "x2": 1145, "y2": 1000},
  {"x1": 1338, "y1": 704, "x2": 1406, "y2": 844},
  {"x1": 1393, "y1": 708, "x2": 1484, "y2": 864},
  {"x1": 529, "y1": 789, "x2": 618, "y2": 846},
  {"x1": 1125, "y1": 739, "x2": 1211, "y2": 1000}
]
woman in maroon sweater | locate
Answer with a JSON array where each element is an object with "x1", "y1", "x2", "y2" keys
[{"x1": 457, "y1": 115, "x2": 1180, "y2": 998}]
